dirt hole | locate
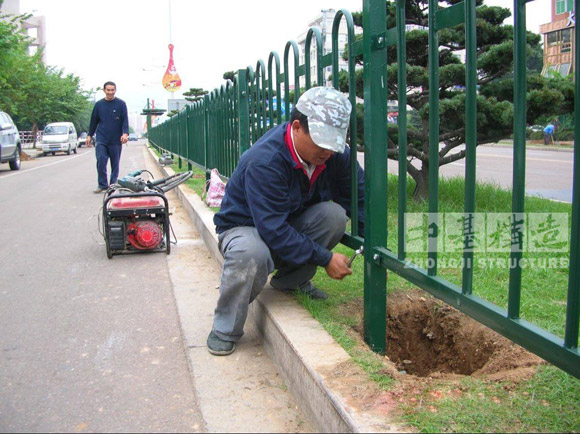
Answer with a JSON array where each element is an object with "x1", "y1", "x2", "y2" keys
[{"x1": 348, "y1": 290, "x2": 543, "y2": 379}]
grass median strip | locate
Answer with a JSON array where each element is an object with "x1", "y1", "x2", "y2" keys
[
  {"x1": 306, "y1": 175, "x2": 579, "y2": 432},
  {"x1": 155, "y1": 148, "x2": 579, "y2": 432}
]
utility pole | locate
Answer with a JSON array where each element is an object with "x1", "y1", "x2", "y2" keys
[{"x1": 141, "y1": 98, "x2": 166, "y2": 139}]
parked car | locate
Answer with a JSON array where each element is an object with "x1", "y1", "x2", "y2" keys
[
  {"x1": 128, "y1": 133, "x2": 138, "y2": 141},
  {"x1": 41, "y1": 122, "x2": 78, "y2": 155},
  {"x1": 0, "y1": 110, "x2": 22, "y2": 170},
  {"x1": 77, "y1": 132, "x2": 87, "y2": 147}
]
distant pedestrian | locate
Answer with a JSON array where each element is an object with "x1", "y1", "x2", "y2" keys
[
  {"x1": 543, "y1": 122, "x2": 556, "y2": 145},
  {"x1": 87, "y1": 81, "x2": 129, "y2": 193}
]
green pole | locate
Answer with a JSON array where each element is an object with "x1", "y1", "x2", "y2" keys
[
  {"x1": 462, "y1": 0, "x2": 477, "y2": 295},
  {"x1": 204, "y1": 94, "x2": 210, "y2": 183},
  {"x1": 237, "y1": 69, "x2": 250, "y2": 155},
  {"x1": 362, "y1": 0, "x2": 388, "y2": 354},
  {"x1": 508, "y1": 0, "x2": 527, "y2": 319},
  {"x1": 427, "y1": 0, "x2": 440, "y2": 276},
  {"x1": 146, "y1": 98, "x2": 152, "y2": 135},
  {"x1": 564, "y1": 0, "x2": 580, "y2": 349},
  {"x1": 396, "y1": 0, "x2": 408, "y2": 261}
]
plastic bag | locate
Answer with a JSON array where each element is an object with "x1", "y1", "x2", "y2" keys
[{"x1": 204, "y1": 168, "x2": 226, "y2": 208}]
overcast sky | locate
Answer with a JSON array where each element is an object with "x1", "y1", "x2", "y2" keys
[{"x1": 18, "y1": 0, "x2": 551, "y2": 113}]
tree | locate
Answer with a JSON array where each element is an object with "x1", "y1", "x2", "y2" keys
[
  {"x1": 15, "y1": 63, "x2": 92, "y2": 145},
  {"x1": 0, "y1": 8, "x2": 93, "y2": 144},
  {"x1": 223, "y1": 71, "x2": 236, "y2": 82},
  {"x1": 183, "y1": 87, "x2": 208, "y2": 103},
  {"x1": 340, "y1": 0, "x2": 574, "y2": 200},
  {"x1": 0, "y1": 9, "x2": 35, "y2": 115}
]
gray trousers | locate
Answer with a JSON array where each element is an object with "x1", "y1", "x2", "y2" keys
[{"x1": 212, "y1": 201, "x2": 347, "y2": 342}]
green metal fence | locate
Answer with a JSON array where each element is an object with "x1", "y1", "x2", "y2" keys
[{"x1": 149, "y1": 0, "x2": 580, "y2": 380}]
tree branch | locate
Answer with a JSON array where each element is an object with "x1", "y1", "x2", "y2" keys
[
  {"x1": 408, "y1": 146, "x2": 428, "y2": 161},
  {"x1": 439, "y1": 149, "x2": 466, "y2": 166},
  {"x1": 406, "y1": 160, "x2": 422, "y2": 179}
]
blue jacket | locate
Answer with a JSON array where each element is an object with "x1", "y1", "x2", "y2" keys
[
  {"x1": 214, "y1": 122, "x2": 365, "y2": 267},
  {"x1": 544, "y1": 124, "x2": 555, "y2": 135},
  {"x1": 88, "y1": 98, "x2": 129, "y2": 145}
]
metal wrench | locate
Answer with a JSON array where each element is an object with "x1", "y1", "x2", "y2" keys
[{"x1": 347, "y1": 246, "x2": 364, "y2": 268}]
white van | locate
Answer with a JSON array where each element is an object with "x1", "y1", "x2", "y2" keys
[{"x1": 42, "y1": 122, "x2": 78, "y2": 156}]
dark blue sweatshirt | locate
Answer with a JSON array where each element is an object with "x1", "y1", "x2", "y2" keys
[
  {"x1": 88, "y1": 98, "x2": 129, "y2": 145},
  {"x1": 214, "y1": 122, "x2": 365, "y2": 267}
]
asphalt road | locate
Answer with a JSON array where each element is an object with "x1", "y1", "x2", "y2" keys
[
  {"x1": 358, "y1": 144, "x2": 574, "y2": 202},
  {"x1": 0, "y1": 144, "x2": 204, "y2": 432}
]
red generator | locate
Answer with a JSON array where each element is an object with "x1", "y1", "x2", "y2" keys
[{"x1": 103, "y1": 190, "x2": 170, "y2": 259}]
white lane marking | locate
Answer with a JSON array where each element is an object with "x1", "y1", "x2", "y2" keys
[{"x1": 0, "y1": 151, "x2": 91, "y2": 180}]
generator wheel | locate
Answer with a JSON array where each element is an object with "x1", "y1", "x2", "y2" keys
[{"x1": 105, "y1": 235, "x2": 113, "y2": 259}]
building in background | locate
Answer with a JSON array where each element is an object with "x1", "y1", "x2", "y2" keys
[
  {"x1": 296, "y1": 9, "x2": 352, "y2": 88},
  {"x1": 540, "y1": 0, "x2": 576, "y2": 77},
  {"x1": 167, "y1": 99, "x2": 190, "y2": 113},
  {"x1": 0, "y1": 0, "x2": 46, "y2": 63},
  {"x1": 128, "y1": 111, "x2": 145, "y2": 137}
]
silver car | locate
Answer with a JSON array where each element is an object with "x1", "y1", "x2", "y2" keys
[{"x1": 0, "y1": 110, "x2": 21, "y2": 171}]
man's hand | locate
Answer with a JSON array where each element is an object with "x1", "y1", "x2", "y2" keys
[
  {"x1": 324, "y1": 253, "x2": 353, "y2": 280},
  {"x1": 86, "y1": 136, "x2": 93, "y2": 147},
  {"x1": 121, "y1": 133, "x2": 129, "y2": 144}
]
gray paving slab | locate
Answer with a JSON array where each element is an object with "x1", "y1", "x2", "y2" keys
[{"x1": 142, "y1": 146, "x2": 312, "y2": 433}]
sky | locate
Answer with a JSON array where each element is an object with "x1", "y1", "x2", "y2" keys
[{"x1": 17, "y1": 0, "x2": 552, "y2": 115}]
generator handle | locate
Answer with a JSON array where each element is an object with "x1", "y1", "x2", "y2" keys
[{"x1": 103, "y1": 190, "x2": 170, "y2": 211}]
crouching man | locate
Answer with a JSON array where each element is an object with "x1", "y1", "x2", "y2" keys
[{"x1": 207, "y1": 87, "x2": 365, "y2": 356}]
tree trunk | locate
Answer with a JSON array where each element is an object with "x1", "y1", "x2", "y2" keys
[
  {"x1": 32, "y1": 121, "x2": 38, "y2": 149},
  {"x1": 411, "y1": 166, "x2": 429, "y2": 202}
]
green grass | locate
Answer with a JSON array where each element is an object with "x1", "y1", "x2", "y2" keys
[
  {"x1": 381, "y1": 175, "x2": 572, "y2": 337},
  {"x1": 150, "y1": 144, "x2": 579, "y2": 432},
  {"x1": 305, "y1": 175, "x2": 579, "y2": 432},
  {"x1": 398, "y1": 365, "x2": 580, "y2": 433}
]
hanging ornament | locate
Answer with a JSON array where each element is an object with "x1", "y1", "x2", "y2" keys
[{"x1": 162, "y1": 44, "x2": 182, "y2": 92}]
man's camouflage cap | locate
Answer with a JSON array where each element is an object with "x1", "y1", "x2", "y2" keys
[{"x1": 295, "y1": 87, "x2": 352, "y2": 153}]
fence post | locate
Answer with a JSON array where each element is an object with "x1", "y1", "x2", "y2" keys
[
  {"x1": 178, "y1": 112, "x2": 183, "y2": 169},
  {"x1": 237, "y1": 69, "x2": 250, "y2": 155},
  {"x1": 362, "y1": 0, "x2": 388, "y2": 354},
  {"x1": 508, "y1": 0, "x2": 528, "y2": 319},
  {"x1": 564, "y1": 0, "x2": 580, "y2": 350},
  {"x1": 186, "y1": 106, "x2": 192, "y2": 171},
  {"x1": 204, "y1": 94, "x2": 210, "y2": 183},
  {"x1": 427, "y1": 0, "x2": 440, "y2": 276}
]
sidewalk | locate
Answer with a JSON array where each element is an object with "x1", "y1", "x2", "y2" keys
[{"x1": 144, "y1": 144, "x2": 405, "y2": 433}]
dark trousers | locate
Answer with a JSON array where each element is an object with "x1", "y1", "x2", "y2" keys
[{"x1": 95, "y1": 143, "x2": 122, "y2": 188}]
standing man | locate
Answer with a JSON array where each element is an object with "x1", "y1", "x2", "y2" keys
[
  {"x1": 207, "y1": 87, "x2": 365, "y2": 356},
  {"x1": 87, "y1": 81, "x2": 129, "y2": 193}
]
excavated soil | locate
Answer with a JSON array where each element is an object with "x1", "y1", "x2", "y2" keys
[
  {"x1": 317, "y1": 291, "x2": 544, "y2": 431},
  {"x1": 341, "y1": 289, "x2": 543, "y2": 381}
]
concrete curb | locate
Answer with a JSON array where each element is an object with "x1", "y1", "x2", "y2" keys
[
  {"x1": 485, "y1": 142, "x2": 574, "y2": 152},
  {"x1": 148, "y1": 146, "x2": 401, "y2": 433}
]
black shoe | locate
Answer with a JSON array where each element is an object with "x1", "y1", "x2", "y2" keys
[
  {"x1": 298, "y1": 282, "x2": 329, "y2": 300},
  {"x1": 207, "y1": 331, "x2": 236, "y2": 356}
]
